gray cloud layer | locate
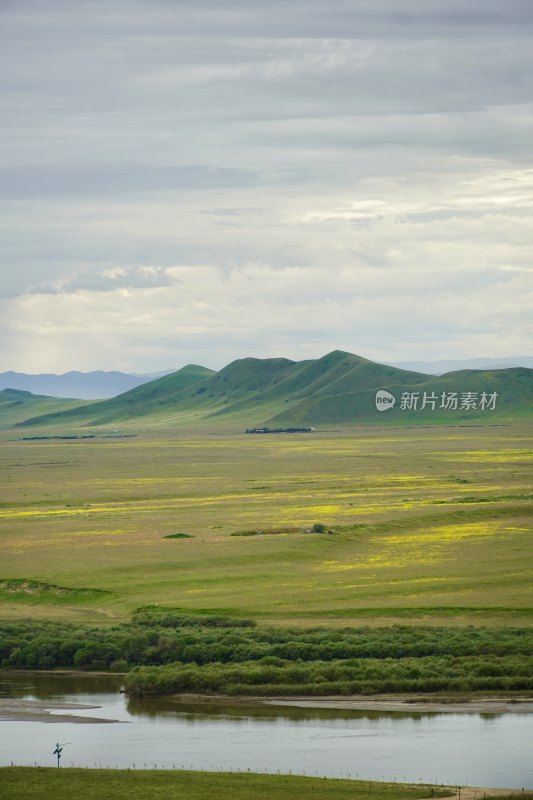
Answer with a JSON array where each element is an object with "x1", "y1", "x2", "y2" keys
[{"x1": 1, "y1": 0, "x2": 532, "y2": 371}]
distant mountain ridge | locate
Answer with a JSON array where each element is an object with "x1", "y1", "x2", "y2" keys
[
  {"x1": 0, "y1": 369, "x2": 176, "y2": 399},
  {"x1": 3, "y1": 356, "x2": 531, "y2": 399},
  {"x1": 11, "y1": 350, "x2": 533, "y2": 431},
  {"x1": 391, "y1": 356, "x2": 533, "y2": 374}
]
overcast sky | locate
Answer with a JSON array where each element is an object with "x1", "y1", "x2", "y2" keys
[{"x1": 1, "y1": 0, "x2": 532, "y2": 373}]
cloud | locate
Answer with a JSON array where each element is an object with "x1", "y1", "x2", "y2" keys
[
  {"x1": 5, "y1": 1, "x2": 533, "y2": 42},
  {"x1": 0, "y1": 164, "x2": 258, "y2": 199},
  {"x1": 2, "y1": 253, "x2": 531, "y2": 372},
  {"x1": 0, "y1": 0, "x2": 532, "y2": 370},
  {"x1": 36, "y1": 266, "x2": 175, "y2": 293}
]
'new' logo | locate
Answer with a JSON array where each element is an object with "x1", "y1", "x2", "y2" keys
[{"x1": 375, "y1": 390, "x2": 396, "y2": 412}]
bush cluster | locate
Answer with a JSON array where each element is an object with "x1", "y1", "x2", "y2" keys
[
  {"x1": 126, "y1": 654, "x2": 533, "y2": 697},
  {"x1": 1, "y1": 611, "x2": 532, "y2": 696}
]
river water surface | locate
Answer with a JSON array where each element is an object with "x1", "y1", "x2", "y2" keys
[{"x1": 1, "y1": 673, "x2": 531, "y2": 788}]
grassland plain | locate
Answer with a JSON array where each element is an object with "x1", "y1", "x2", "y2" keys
[
  {"x1": 0, "y1": 423, "x2": 531, "y2": 627},
  {"x1": 0, "y1": 768, "x2": 456, "y2": 800}
]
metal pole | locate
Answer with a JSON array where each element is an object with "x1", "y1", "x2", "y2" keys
[{"x1": 53, "y1": 742, "x2": 69, "y2": 768}]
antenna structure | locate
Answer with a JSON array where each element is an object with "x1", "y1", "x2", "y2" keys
[{"x1": 53, "y1": 742, "x2": 70, "y2": 768}]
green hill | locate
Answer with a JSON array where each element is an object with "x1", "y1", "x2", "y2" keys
[
  {"x1": 204, "y1": 351, "x2": 427, "y2": 423},
  {"x1": 266, "y1": 366, "x2": 533, "y2": 427},
  {"x1": 15, "y1": 364, "x2": 215, "y2": 428},
  {"x1": 0, "y1": 388, "x2": 89, "y2": 430},
  {"x1": 9, "y1": 352, "x2": 533, "y2": 431}
]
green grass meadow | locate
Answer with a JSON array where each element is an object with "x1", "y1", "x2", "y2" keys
[
  {"x1": 0, "y1": 768, "x2": 457, "y2": 800},
  {"x1": 0, "y1": 423, "x2": 531, "y2": 627}
]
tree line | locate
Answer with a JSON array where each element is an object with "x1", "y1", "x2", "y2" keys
[{"x1": 1, "y1": 608, "x2": 532, "y2": 696}]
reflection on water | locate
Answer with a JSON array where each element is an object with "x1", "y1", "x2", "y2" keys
[
  {"x1": 0, "y1": 671, "x2": 122, "y2": 700},
  {"x1": 1, "y1": 672, "x2": 532, "y2": 789},
  {"x1": 125, "y1": 695, "x2": 432, "y2": 723}
]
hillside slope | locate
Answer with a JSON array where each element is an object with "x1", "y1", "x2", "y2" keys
[
  {"x1": 16, "y1": 364, "x2": 215, "y2": 428},
  {"x1": 0, "y1": 389, "x2": 89, "y2": 429},
  {"x1": 15, "y1": 352, "x2": 426, "y2": 429},
  {"x1": 10, "y1": 352, "x2": 533, "y2": 430},
  {"x1": 265, "y1": 366, "x2": 533, "y2": 426},
  {"x1": 0, "y1": 370, "x2": 172, "y2": 399}
]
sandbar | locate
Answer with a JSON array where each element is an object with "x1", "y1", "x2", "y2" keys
[{"x1": 0, "y1": 698, "x2": 120, "y2": 723}]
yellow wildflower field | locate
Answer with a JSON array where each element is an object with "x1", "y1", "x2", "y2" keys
[{"x1": 0, "y1": 423, "x2": 531, "y2": 626}]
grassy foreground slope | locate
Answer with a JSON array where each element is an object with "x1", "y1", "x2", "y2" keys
[
  {"x1": 0, "y1": 425, "x2": 531, "y2": 627},
  {"x1": 0, "y1": 768, "x2": 454, "y2": 800}
]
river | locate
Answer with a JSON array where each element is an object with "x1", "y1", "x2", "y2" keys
[{"x1": 0, "y1": 673, "x2": 531, "y2": 788}]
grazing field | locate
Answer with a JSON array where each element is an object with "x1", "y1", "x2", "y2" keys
[
  {"x1": 0, "y1": 768, "x2": 455, "y2": 800},
  {"x1": 0, "y1": 423, "x2": 531, "y2": 627}
]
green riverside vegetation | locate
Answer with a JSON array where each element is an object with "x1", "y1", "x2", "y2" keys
[{"x1": 2, "y1": 611, "x2": 533, "y2": 697}]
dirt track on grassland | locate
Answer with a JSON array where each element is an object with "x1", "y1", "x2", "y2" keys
[{"x1": 434, "y1": 789, "x2": 532, "y2": 800}]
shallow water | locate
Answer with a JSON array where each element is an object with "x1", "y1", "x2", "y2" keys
[{"x1": 1, "y1": 673, "x2": 532, "y2": 788}]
